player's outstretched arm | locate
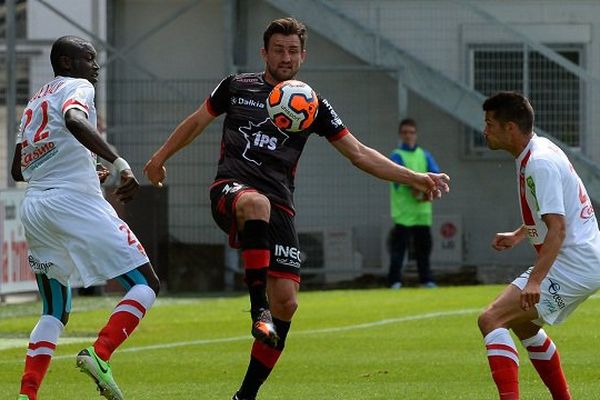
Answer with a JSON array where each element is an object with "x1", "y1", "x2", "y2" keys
[
  {"x1": 11, "y1": 144, "x2": 24, "y2": 182},
  {"x1": 144, "y1": 101, "x2": 216, "y2": 188},
  {"x1": 65, "y1": 108, "x2": 138, "y2": 203},
  {"x1": 330, "y1": 132, "x2": 450, "y2": 199}
]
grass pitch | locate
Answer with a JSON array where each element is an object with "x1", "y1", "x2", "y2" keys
[{"x1": 1, "y1": 285, "x2": 599, "y2": 399}]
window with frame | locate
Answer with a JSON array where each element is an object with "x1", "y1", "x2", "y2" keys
[{"x1": 468, "y1": 44, "x2": 582, "y2": 152}]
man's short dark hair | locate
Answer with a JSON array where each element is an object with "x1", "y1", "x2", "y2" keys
[
  {"x1": 482, "y1": 91, "x2": 534, "y2": 134},
  {"x1": 50, "y1": 35, "x2": 90, "y2": 75},
  {"x1": 263, "y1": 17, "x2": 307, "y2": 51},
  {"x1": 399, "y1": 118, "x2": 417, "y2": 131}
]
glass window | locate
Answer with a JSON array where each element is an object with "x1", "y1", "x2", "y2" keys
[{"x1": 468, "y1": 44, "x2": 582, "y2": 151}]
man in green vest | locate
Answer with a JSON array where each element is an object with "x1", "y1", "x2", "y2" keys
[{"x1": 388, "y1": 118, "x2": 440, "y2": 289}]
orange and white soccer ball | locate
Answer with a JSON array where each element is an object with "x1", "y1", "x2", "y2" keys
[{"x1": 266, "y1": 80, "x2": 319, "y2": 132}]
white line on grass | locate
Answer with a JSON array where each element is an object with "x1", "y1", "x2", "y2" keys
[{"x1": 0, "y1": 307, "x2": 480, "y2": 364}]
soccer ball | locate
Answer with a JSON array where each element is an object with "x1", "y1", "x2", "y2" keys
[{"x1": 266, "y1": 80, "x2": 319, "y2": 132}]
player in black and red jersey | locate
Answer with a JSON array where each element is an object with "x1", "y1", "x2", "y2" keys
[{"x1": 144, "y1": 17, "x2": 450, "y2": 400}]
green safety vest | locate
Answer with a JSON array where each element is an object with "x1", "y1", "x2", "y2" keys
[{"x1": 390, "y1": 147, "x2": 433, "y2": 226}]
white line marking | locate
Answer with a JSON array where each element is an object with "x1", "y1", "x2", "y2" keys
[{"x1": 0, "y1": 308, "x2": 480, "y2": 364}]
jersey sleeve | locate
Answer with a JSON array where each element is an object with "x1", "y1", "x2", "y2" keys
[
  {"x1": 206, "y1": 75, "x2": 234, "y2": 116},
  {"x1": 390, "y1": 150, "x2": 404, "y2": 166},
  {"x1": 424, "y1": 150, "x2": 441, "y2": 173},
  {"x1": 310, "y1": 95, "x2": 348, "y2": 141},
  {"x1": 61, "y1": 79, "x2": 95, "y2": 118},
  {"x1": 529, "y1": 158, "x2": 565, "y2": 216}
]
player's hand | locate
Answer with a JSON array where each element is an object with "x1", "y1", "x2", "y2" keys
[
  {"x1": 520, "y1": 281, "x2": 541, "y2": 311},
  {"x1": 114, "y1": 169, "x2": 139, "y2": 203},
  {"x1": 492, "y1": 232, "x2": 518, "y2": 251},
  {"x1": 143, "y1": 158, "x2": 166, "y2": 188},
  {"x1": 96, "y1": 164, "x2": 110, "y2": 184},
  {"x1": 416, "y1": 172, "x2": 450, "y2": 200}
]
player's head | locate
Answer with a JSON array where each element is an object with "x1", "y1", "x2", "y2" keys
[
  {"x1": 482, "y1": 91, "x2": 534, "y2": 152},
  {"x1": 261, "y1": 17, "x2": 307, "y2": 84},
  {"x1": 50, "y1": 36, "x2": 99, "y2": 84},
  {"x1": 398, "y1": 118, "x2": 418, "y2": 147}
]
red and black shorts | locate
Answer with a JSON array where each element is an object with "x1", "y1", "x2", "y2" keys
[{"x1": 209, "y1": 179, "x2": 301, "y2": 283}]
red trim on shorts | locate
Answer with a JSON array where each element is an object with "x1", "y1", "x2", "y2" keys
[
  {"x1": 205, "y1": 97, "x2": 220, "y2": 117},
  {"x1": 267, "y1": 270, "x2": 301, "y2": 284},
  {"x1": 327, "y1": 128, "x2": 349, "y2": 143},
  {"x1": 273, "y1": 203, "x2": 295, "y2": 216},
  {"x1": 242, "y1": 249, "x2": 270, "y2": 269}
]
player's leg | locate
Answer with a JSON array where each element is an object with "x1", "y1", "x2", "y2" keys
[
  {"x1": 19, "y1": 274, "x2": 71, "y2": 400},
  {"x1": 76, "y1": 263, "x2": 159, "y2": 400},
  {"x1": 234, "y1": 277, "x2": 299, "y2": 400},
  {"x1": 236, "y1": 191, "x2": 279, "y2": 345},
  {"x1": 94, "y1": 263, "x2": 159, "y2": 360},
  {"x1": 233, "y1": 207, "x2": 300, "y2": 400},
  {"x1": 412, "y1": 225, "x2": 435, "y2": 286},
  {"x1": 478, "y1": 283, "x2": 539, "y2": 400},
  {"x1": 513, "y1": 323, "x2": 571, "y2": 400},
  {"x1": 388, "y1": 224, "x2": 408, "y2": 288}
]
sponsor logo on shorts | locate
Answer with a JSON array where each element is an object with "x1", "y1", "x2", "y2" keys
[
  {"x1": 543, "y1": 278, "x2": 566, "y2": 312},
  {"x1": 28, "y1": 255, "x2": 54, "y2": 274},
  {"x1": 274, "y1": 244, "x2": 301, "y2": 269},
  {"x1": 222, "y1": 182, "x2": 243, "y2": 195}
]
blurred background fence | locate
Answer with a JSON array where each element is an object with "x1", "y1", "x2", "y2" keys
[{"x1": 3, "y1": 0, "x2": 600, "y2": 294}]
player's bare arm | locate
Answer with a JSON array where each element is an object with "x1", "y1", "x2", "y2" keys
[
  {"x1": 144, "y1": 101, "x2": 216, "y2": 187},
  {"x1": 330, "y1": 132, "x2": 450, "y2": 198},
  {"x1": 492, "y1": 224, "x2": 528, "y2": 251},
  {"x1": 520, "y1": 213, "x2": 566, "y2": 311},
  {"x1": 10, "y1": 144, "x2": 24, "y2": 182},
  {"x1": 65, "y1": 108, "x2": 138, "y2": 203}
]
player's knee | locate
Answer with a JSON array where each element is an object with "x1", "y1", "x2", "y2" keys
[
  {"x1": 477, "y1": 309, "x2": 496, "y2": 335},
  {"x1": 237, "y1": 193, "x2": 270, "y2": 220},
  {"x1": 276, "y1": 298, "x2": 298, "y2": 319}
]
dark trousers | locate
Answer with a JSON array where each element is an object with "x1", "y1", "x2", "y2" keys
[{"x1": 388, "y1": 224, "x2": 433, "y2": 285}]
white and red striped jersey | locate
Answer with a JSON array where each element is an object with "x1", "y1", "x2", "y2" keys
[
  {"x1": 17, "y1": 76, "x2": 101, "y2": 195},
  {"x1": 516, "y1": 134, "x2": 600, "y2": 271}
]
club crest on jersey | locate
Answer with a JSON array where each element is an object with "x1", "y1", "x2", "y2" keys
[{"x1": 239, "y1": 119, "x2": 289, "y2": 166}]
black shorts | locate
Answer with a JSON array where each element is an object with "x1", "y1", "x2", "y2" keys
[{"x1": 209, "y1": 179, "x2": 301, "y2": 282}]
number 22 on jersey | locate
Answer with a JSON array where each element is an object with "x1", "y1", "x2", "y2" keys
[{"x1": 21, "y1": 100, "x2": 51, "y2": 147}]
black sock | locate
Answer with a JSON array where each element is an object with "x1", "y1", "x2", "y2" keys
[
  {"x1": 238, "y1": 318, "x2": 291, "y2": 398},
  {"x1": 241, "y1": 220, "x2": 270, "y2": 312}
]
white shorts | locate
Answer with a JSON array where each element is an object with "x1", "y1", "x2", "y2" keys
[
  {"x1": 20, "y1": 188, "x2": 149, "y2": 287},
  {"x1": 512, "y1": 263, "x2": 600, "y2": 325}
]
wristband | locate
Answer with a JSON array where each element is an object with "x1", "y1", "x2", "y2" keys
[{"x1": 113, "y1": 157, "x2": 131, "y2": 173}]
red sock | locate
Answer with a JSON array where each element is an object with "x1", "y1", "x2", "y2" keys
[
  {"x1": 20, "y1": 315, "x2": 63, "y2": 399},
  {"x1": 94, "y1": 285, "x2": 155, "y2": 361},
  {"x1": 485, "y1": 328, "x2": 519, "y2": 400},
  {"x1": 20, "y1": 342, "x2": 55, "y2": 400},
  {"x1": 522, "y1": 330, "x2": 571, "y2": 400}
]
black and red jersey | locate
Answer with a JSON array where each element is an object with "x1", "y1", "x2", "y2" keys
[{"x1": 206, "y1": 72, "x2": 348, "y2": 212}]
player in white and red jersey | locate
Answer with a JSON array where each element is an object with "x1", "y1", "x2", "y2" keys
[
  {"x1": 478, "y1": 91, "x2": 600, "y2": 400},
  {"x1": 12, "y1": 36, "x2": 160, "y2": 400}
]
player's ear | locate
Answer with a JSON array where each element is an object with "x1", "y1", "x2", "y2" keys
[
  {"x1": 58, "y1": 55, "x2": 73, "y2": 72},
  {"x1": 260, "y1": 47, "x2": 268, "y2": 61}
]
